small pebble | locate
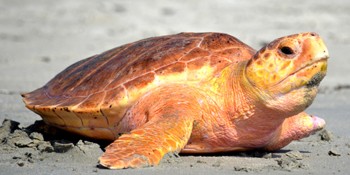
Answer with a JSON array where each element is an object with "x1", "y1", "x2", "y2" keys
[
  {"x1": 328, "y1": 150, "x2": 341, "y2": 156},
  {"x1": 319, "y1": 129, "x2": 332, "y2": 141},
  {"x1": 41, "y1": 56, "x2": 51, "y2": 63},
  {"x1": 234, "y1": 166, "x2": 249, "y2": 172},
  {"x1": 53, "y1": 140, "x2": 74, "y2": 153},
  {"x1": 17, "y1": 161, "x2": 25, "y2": 167},
  {"x1": 30, "y1": 132, "x2": 44, "y2": 141},
  {"x1": 37, "y1": 141, "x2": 54, "y2": 152},
  {"x1": 196, "y1": 160, "x2": 206, "y2": 164},
  {"x1": 14, "y1": 137, "x2": 33, "y2": 148},
  {"x1": 12, "y1": 156, "x2": 21, "y2": 159},
  {"x1": 285, "y1": 151, "x2": 303, "y2": 160},
  {"x1": 28, "y1": 158, "x2": 34, "y2": 163},
  {"x1": 212, "y1": 161, "x2": 221, "y2": 167},
  {"x1": 263, "y1": 153, "x2": 273, "y2": 159}
]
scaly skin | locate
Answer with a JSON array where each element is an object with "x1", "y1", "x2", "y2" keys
[{"x1": 99, "y1": 33, "x2": 329, "y2": 168}]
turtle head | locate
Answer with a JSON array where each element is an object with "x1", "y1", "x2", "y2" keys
[{"x1": 245, "y1": 33, "x2": 329, "y2": 114}]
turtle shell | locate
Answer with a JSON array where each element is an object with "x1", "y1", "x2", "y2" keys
[{"x1": 22, "y1": 32, "x2": 255, "y2": 140}]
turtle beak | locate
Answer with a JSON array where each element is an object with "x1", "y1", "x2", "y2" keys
[{"x1": 314, "y1": 34, "x2": 329, "y2": 61}]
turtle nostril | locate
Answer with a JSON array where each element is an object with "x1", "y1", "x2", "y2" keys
[{"x1": 280, "y1": 46, "x2": 295, "y2": 55}]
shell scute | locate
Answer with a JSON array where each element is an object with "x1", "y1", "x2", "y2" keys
[
  {"x1": 155, "y1": 62, "x2": 187, "y2": 76},
  {"x1": 101, "y1": 87, "x2": 128, "y2": 108},
  {"x1": 187, "y1": 57, "x2": 210, "y2": 70},
  {"x1": 200, "y1": 33, "x2": 242, "y2": 51},
  {"x1": 124, "y1": 73, "x2": 156, "y2": 91},
  {"x1": 180, "y1": 48, "x2": 211, "y2": 61},
  {"x1": 78, "y1": 91, "x2": 106, "y2": 110}
]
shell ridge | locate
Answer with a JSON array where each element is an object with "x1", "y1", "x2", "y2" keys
[
  {"x1": 68, "y1": 45, "x2": 134, "y2": 95},
  {"x1": 101, "y1": 36, "x2": 216, "y2": 91},
  {"x1": 45, "y1": 55, "x2": 98, "y2": 94},
  {"x1": 30, "y1": 89, "x2": 60, "y2": 109},
  {"x1": 99, "y1": 36, "x2": 198, "y2": 93},
  {"x1": 196, "y1": 35, "x2": 206, "y2": 48},
  {"x1": 47, "y1": 55, "x2": 102, "y2": 97},
  {"x1": 100, "y1": 37, "x2": 175, "y2": 92},
  {"x1": 177, "y1": 45, "x2": 202, "y2": 62},
  {"x1": 74, "y1": 90, "x2": 106, "y2": 108}
]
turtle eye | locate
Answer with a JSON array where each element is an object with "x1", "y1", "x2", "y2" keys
[{"x1": 280, "y1": 46, "x2": 295, "y2": 55}]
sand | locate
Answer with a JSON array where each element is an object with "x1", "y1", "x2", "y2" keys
[{"x1": 1, "y1": 0, "x2": 349, "y2": 174}]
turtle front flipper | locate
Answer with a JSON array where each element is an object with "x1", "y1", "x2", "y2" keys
[
  {"x1": 264, "y1": 112, "x2": 325, "y2": 151},
  {"x1": 99, "y1": 118, "x2": 193, "y2": 169},
  {"x1": 99, "y1": 88, "x2": 202, "y2": 169}
]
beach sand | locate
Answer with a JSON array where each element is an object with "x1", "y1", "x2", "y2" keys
[{"x1": 1, "y1": 0, "x2": 349, "y2": 174}]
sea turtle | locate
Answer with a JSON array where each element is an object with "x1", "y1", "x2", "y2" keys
[{"x1": 22, "y1": 32, "x2": 329, "y2": 169}]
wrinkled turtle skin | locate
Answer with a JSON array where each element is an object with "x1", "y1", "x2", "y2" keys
[{"x1": 22, "y1": 32, "x2": 329, "y2": 169}]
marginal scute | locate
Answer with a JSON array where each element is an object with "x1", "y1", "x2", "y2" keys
[
  {"x1": 54, "y1": 106, "x2": 83, "y2": 127},
  {"x1": 99, "y1": 86, "x2": 129, "y2": 130},
  {"x1": 34, "y1": 106, "x2": 66, "y2": 126},
  {"x1": 78, "y1": 110, "x2": 109, "y2": 129}
]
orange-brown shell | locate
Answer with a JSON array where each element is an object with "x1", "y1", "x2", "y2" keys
[{"x1": 22, "y1": 32, "x2": 255, "y2": 139}]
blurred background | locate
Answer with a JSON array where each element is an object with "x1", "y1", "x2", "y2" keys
[{"x1": 0, "y1": 0, "x2": 349, "y2": 125}]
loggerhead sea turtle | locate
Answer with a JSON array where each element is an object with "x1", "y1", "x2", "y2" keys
[{"x1": 22, "y1": 32, "x2": 329, "y2": 169}]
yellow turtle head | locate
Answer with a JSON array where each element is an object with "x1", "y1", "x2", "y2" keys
[{"x1": 245, "y1": 33, "x2": 329, "y2": 114}]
